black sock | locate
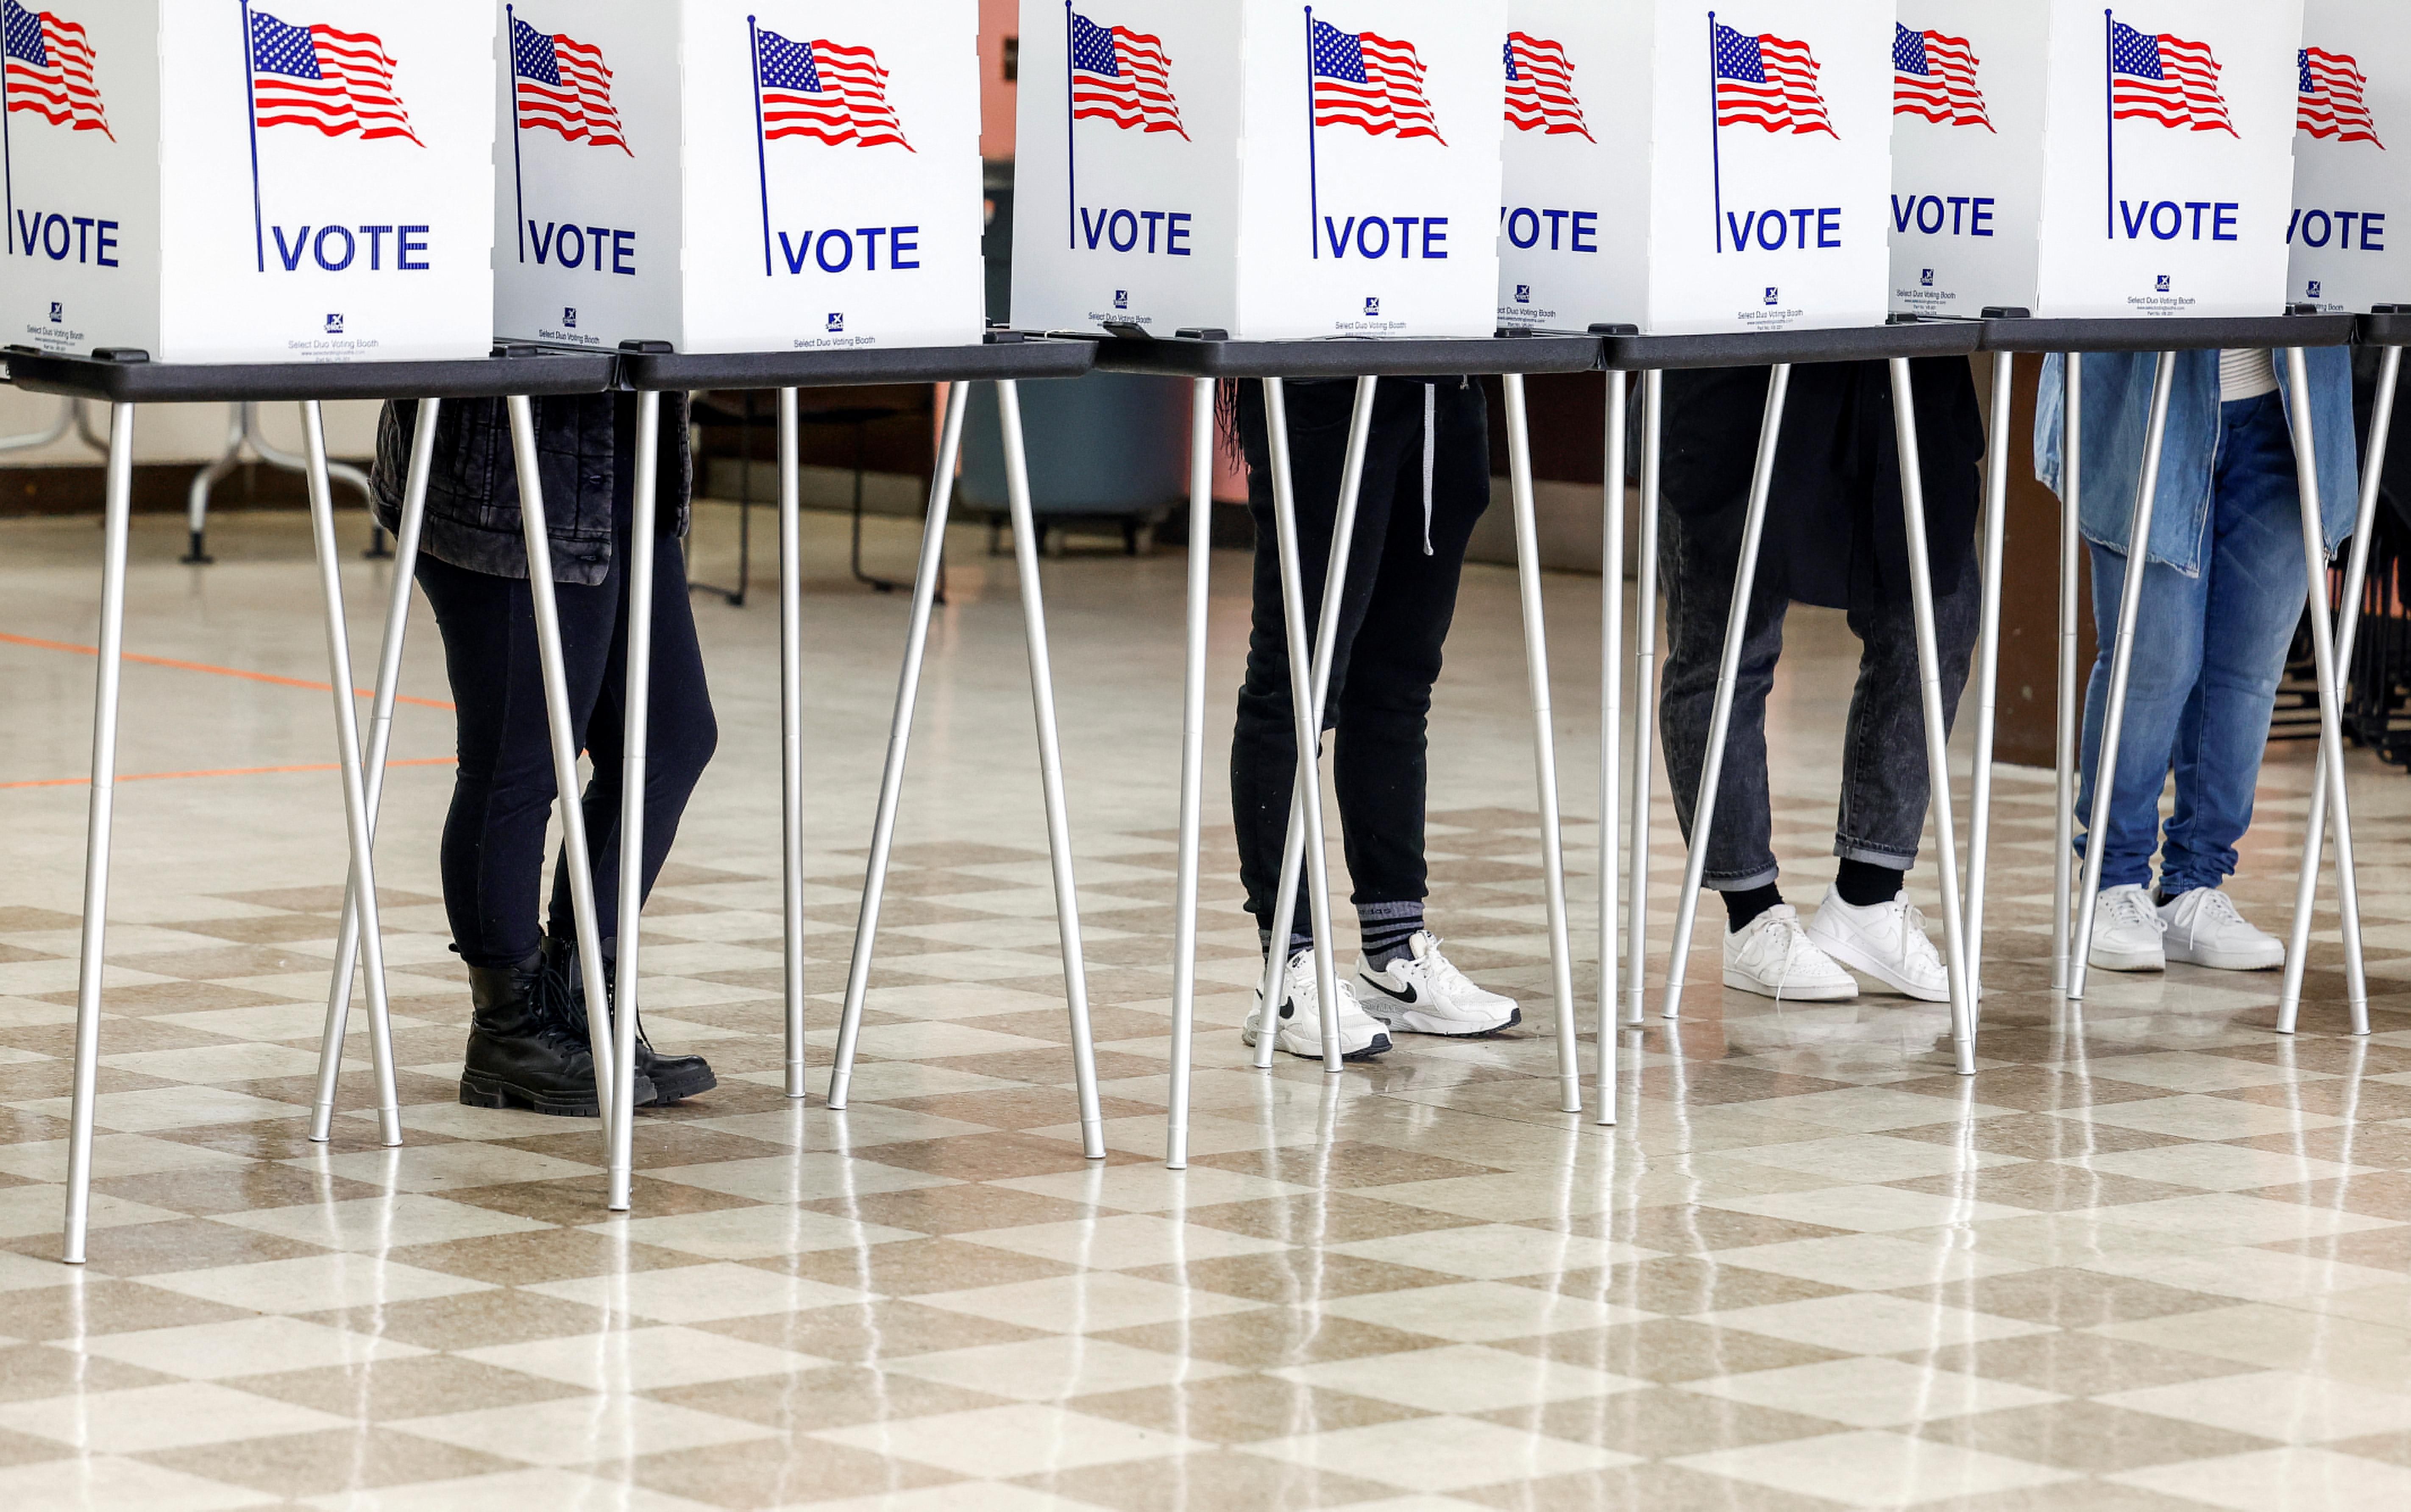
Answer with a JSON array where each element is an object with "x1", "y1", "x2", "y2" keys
[
  {"x1": 1358, "y1": 901, "x2": 1426, "y2": 969},
  {"x1": 1722, "y1": 883, "x2": 1784, "y2": 933},
  {"x1": 1259, "y1": 925, "x2": 1314, "y2": 961},
  {"x1": 1835, "y1": 859, "x2": 1905, "y2": 908}
]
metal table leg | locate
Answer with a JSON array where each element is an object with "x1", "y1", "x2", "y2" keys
[
  {"x1": 2275, "y1": 348, "x2": 2370, "y2": 1037},
  {"x1": 608, "y1": 391, "x2": 665, "y2": 1210},
  {"x1": 1251, "y1": 377, "x2": 1379, "y2": 1073},
  {"x1": 2053, "y1": 358, "x2": 2082, "y2": 991},
  {"x1": 185, "y1": 402, "x2": 376, "y2": 565},
  {"x1": 1624, "y1": 373, "x2": 1663, "y2": 1027},
  {"x1": 826, "y1": 384, "x2": 972, "y2": 1111},
  {"x1": 307, "y1": 398, "x2": 440, "y2": 1146},
  {"x1": 504, "y1": 397, "x2": 621, "y2": 1141},
  {"x1": 1886, "y1": 362, "x2": 1977, "y2": 1075},
  {"x1": 0, "y1": 394, "x2": 76, "y2": 455},
  {"x1": 997, "y1": 380, "x2": 1106, "y2": 1158},
  {"x1": 2281, "y1": 345, "x2": 2400, "y2": 1034},
  {"x1": 2068, "y1": 351, "x2": 2178, "y2": 999},
  {"x1": 778, "y1": 389, "x2": 808, "y2": 1099},
  {"x1": 1167, "y1": 378, "x2": 1214, "y2": 1169},
  {"x1": 1596, "y1": 369, "x2": 1628, "y2": 1122},
  {"x1": 1964, "y1": 355, "x2": 2014, "y2": 1007},
  {"x1": 1502, "y1": 374, "x2": 1582, "y2": 1116},
  {"x1": 1662, "y1": 365, "x2": 1793, "y2": 1019},
  {"x1": 61, "y1": 402, "x2": 134, "y2": 1266}
]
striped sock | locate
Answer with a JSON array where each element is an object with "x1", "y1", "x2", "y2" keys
[
  {"x1": 1259, "y1": 925, "x2": 1314, "y2": 961},
  {"x1": 1359, "y1": 902, "x2": 1426, "y2": 970}
]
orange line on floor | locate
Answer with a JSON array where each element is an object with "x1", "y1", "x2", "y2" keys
[
  {"x1": 0, "y1": 631, "x2": 456, "y2": 710},
  {"x1": 0, "y1": 756, "x2": 458, "y2": 792}
]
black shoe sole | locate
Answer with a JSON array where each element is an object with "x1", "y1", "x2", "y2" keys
[
  {"x1": 459, "y1": 1073, "x2": 600, "y2": 1118},
  {"x1": 640, "y1": 1066, "x2": 718, "y2": 1106}
]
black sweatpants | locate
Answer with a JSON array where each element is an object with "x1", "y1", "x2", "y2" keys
[
  {"x1": 1230, "y1": 377, "x2": 1491, "y2": 935},
  {"x1": 415, "y1": 490, "x2": 717, "y2": 970}
]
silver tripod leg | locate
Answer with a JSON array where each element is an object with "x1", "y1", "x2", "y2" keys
[
  {"x1": 1965, "y1": 356, "x2": 2013, "y2": 1008},
  {"x1": 308, "y1": 398, "x2": 440, "y2": 1144},
  {"x1": 997, "y1": 381, "x2": 1106, "y2": 1158},
  {"x1": 828, "y1": 383, "x2": 972, "y2": 1110},
  {"x1": 1662, "y1": 365, "x2": 1793, "y2": 1019},
  {"x1": 2275, "y1": 348, "x2": 2369, "y2": 1037},
  {"x1": 1168, "y1": 378, "x2": 1215, "y2": 1169},
  {"x1": 778, "y1": 389, "x2": 808, "y2": 1098},
  {"x1": 2053, "y1": 358, "x2": 2082, "y2": 991},
  {"x1": 1251, "y1": 377, "x2": 1379, "y2": 1072},
  {"x1": 608, "y1": 390, "x2": 664, "y2": 1211},
  {"x1": 1624, "y1": 373, "x2": 1663, "y2": 1026},
  {"x1": 1887, "y1": 362, "x2": 1977, "y2": 1076},
  {"x1": 1597, "y1": 369, "x2": 1627, "y2": 1122},
  {"x1": 2068, "y1": 351, "x2": 2178, "y2": 1000},
  {"x1": 62, "y1": 403, "x2": 134, "y2": 1266},
  {"x1": 1503, "y1": 374, "x2": 1581, "y2": 1115},
  {"x1": 2281, "y1": 345, "x2": 2398, "y2": 1034},
  {"x1": 298, "y1": 403, "x2": 404, "y2": 1147},
  {"x1": 505, "y1": 397, "x2": 619, "y2": 1136}
]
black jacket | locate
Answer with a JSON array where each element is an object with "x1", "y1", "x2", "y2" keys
[{"x1": 370, "y1": 393, "x2": 692, "y2": 585}]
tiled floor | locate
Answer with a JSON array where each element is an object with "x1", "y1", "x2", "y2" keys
[{"x1": 3, "y1": 503, "x2": 2408, "y2": 1509}]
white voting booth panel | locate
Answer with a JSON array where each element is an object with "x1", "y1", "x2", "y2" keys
[
  {"x1": 1011, "y1": 0, "x2": 1504, "y2": 340},
  {"x1": 494, "y1": 0, "x2": 983, "y2": 353},
  {"x1": 2292, "y1": 0, "x2": 2410, "y2": 313},
  {"x1": 1498, "y1": 1, "x2": 1894, "y2": 337},
  {"x1": 0, "y1": 0, "x2": 496, "y2": 363},
  {"x1": 1889, "y1": 0, "x2": 2301, "y2": 320}
]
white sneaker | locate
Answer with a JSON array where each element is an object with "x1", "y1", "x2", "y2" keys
[
  {"x1": 2159, "y1": 888, "x2": 2284, "y2": 971},
  {"x1": 1805, "y1": 891, "x2": 1950, "y2": 1003},
  {"x1": 2088, "y1": 884, "x2": 2166, "y2": 972},
  {"x1": 1242, "y1": 949, "x2": 1392, "y2": 1061},
  {"x1": 1356, "y1": 931, "x2": 1520, "y2": 1036},
  {"x1": 1723, "y1": 904, "x2": 1859, "y2": 1001}
]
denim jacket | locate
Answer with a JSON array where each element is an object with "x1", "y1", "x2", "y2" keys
[
  {"x1": 2032, "y1": 348, "x2": 2356, "y2": 576},
  {"x1": 369, "y1": 393, "x2": 691, "y2": 586}
]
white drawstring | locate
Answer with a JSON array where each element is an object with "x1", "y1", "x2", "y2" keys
[{"x1": 1420, "y1": 382, "x2": 1436, "y2": 556}]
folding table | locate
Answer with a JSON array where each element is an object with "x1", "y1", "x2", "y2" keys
[
  {"x1": 1965, "y1": 313, "x2": 2363, "y2": 1030},
  {"x1": 8, "y1": 346, "x2": 618, "y2": 1264},
  {"x1": 1606, "y1": 320, "x2": 1986, "y2": 1080},
  {"x1": 605, "y1": 335, "x2": 1100, "y2": 1211},
  {"x1": 1089, "y1": 331, "x2": 1605, "y2": 1167}
]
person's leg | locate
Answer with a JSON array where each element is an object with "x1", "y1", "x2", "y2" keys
[{"x1": 1832, "y1": 556, "x2": 1980, "y2": 886}]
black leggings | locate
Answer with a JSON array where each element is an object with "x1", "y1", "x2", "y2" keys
[{"x1": 415, "y1": 539, "x2": 718, "y2": 969}]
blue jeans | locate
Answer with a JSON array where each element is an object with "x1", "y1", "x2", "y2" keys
[{"x1": 2077, "y1": 393, "x2": 2310, "y2": 894}]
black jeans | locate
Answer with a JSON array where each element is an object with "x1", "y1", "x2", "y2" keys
[
  {"x1": 1231, "y1": 377, "x2": 1490, "y2": 933},
  {"x1": 415, "y1": 527, "x2": 718, "y2": 969},
  {"x1": 1657, "y1": 368, "x2": 1979, "y2": 890}
]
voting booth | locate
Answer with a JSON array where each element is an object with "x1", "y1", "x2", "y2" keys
[
  {"x1": 1498, "y1": 1, "x2": 1893, "y2": 336},
  {"x1": 2291, "y1": 0, "x2": 2410, "y2": 313},
  {"x1": 1888, "y1": 1, "x2": 2302, "y2": 320},
  {"x1": 1011, "y1": 0, "x2": 1504, "y2": 340},
  {"x1": 0, "y1": 0, "x2": 496, "y2": 362},
  {"x1": 494, "y1": 0, "x2": 984, "y2": 353}
]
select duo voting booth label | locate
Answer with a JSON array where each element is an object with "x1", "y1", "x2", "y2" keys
[
  {"x1": 1011, "y1": 0, "x2": 1506, "y2": 341},
  {"x1": 1890, "y1": 0, "x2": 2303, "y2": 321},
  {"x1": 2291, "y1": 0, "x2": 2409, "y2": 314},
  {"x1": 495, "y1": 0, "x2": 984, "y2": 354},
  {"x1": 1499, "y1": 1, "x2": 1896, "y2": 337},
  {"x1": 0, "y1": 0, "x2": 497, "y2": 363}
]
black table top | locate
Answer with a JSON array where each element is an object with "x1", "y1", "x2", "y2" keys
[
  {"x1": 2, "y1": 346, "x2": 618, "y2": 404},
  {"x1": 1979, "y1": 312, "x2": 2358, "y2": 353},
  {"x1": 2358, "y1": 308, "x2": 2411, "y2": 347},
  {"x1": 615, "y1": 335, "x2": 1095, "y2": 392},
  {"x1": 1596, "y1": 320, "x2": 1982, "y2": 371},
  {"x1": 1089, "y1": 333, "x2": 1605, "y2": 379}
]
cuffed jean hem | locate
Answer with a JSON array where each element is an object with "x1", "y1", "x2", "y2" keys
[
  {"x1": 2069, "y1": 833, "x2": 2156, "y2": 892},
  {"x1": 1704, "y1": 864, "x2": 1782, "y2": 892},
  {"x1": 1835, "y1": 838, "x2": 1919, "y2": 869}
]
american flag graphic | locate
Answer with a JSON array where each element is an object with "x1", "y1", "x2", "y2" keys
[
  {"x1": 1713, "y1": 23, "x2": 1834, "y2": 138},
  {"x1": 1310, "y1": 18, "x2": 1442, "y2": 142},
  {"x1": 2299, "y1": 46, "x2": 2381, "y2": 148},
  {"x1": 511, "y1": 16, "x2": 628, "y2": 155},
  {"x1": 757, "y1": 30, "x2": 910, "y2": 150},
  {"x1": 3, "y1": 1, "x2": 108, "y2": 139},
  {"x1": 1070, "y1": 12, "x2": 1183, "y2": 138},
  {"x1": 1893, "y1": 23, "x2": 1991, "y2": 131},
  {"x1": 1503, "y1": 32, "x2": 1590, "y2": 141},
  {"x1": 2109, "y1": 20, "x2": 2233, "y2": 136},
  {"x1": 247, "y1": 9, "x2": 418, "y2": 144}
]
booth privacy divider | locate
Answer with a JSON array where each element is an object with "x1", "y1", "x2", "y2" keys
[{"x1": 2291, "y1": 0, "x2": 2406, "y2": 314}]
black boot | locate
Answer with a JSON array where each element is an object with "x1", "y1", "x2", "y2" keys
[
  {"x1": 542, "y1": 936, "x2": 719, "y2": 1106},
  {"x1": 459, "y1": 952, "x2": 655, "y2": 1116}
]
